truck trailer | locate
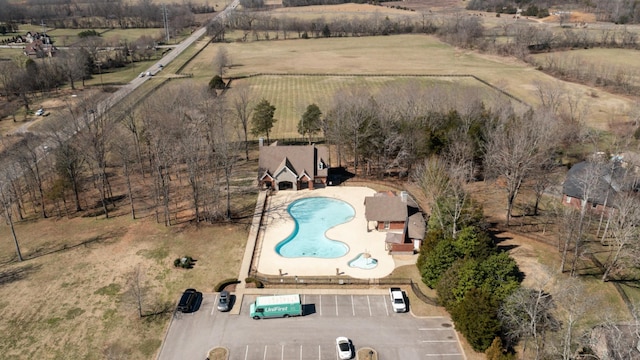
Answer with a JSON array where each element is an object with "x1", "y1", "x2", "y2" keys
[{"x1": 249, "y1": 294, "x2": 303, "y2": 319}]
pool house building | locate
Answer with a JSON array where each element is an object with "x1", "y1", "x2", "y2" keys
[{"x1": 258, "y1": 143, "x2": 330, "y2": 191}]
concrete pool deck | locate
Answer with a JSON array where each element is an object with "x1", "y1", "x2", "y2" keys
[{"x1": 256, "y1": 186, "x2": 398, "y2": 279}]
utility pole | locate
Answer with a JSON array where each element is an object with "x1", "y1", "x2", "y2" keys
[{"x1": 163, "y1": 5, "x2": 170, "y2": 44}]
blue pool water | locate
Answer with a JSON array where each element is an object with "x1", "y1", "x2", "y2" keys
[
  {"x1": 275, "y1": 197, "x2": 354, "y2": 258},
  {"x1": 349, "y1": 253, "x2": 378, "y2": 269}
]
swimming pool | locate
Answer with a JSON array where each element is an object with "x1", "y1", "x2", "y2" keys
[{"x1": 275, "y1": 197, "x2": 354, "y2": 258}]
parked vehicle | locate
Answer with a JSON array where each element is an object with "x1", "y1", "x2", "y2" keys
[
  {"x1": 217, "y1": 290, "x2": 230, "y2": 312},
  {"x1": 335, "y1": 337, "x2": 353, "y2": 359},
  {"x1": 176, "y1": 288, "x2": 198, "y2": 313},
  {"x1": 249, "y1": 294, "x2": 302, "y2": 319},
  {"x1": 35, "y1": 108, "x2": 44, "y2": 116},
  {"x1": 389, "y1": 287, "x2": 407, "y2": 313}
]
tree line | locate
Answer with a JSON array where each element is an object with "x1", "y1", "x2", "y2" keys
[{"x1": 0, "y1": 0, "x2": 205, "y2": 30}]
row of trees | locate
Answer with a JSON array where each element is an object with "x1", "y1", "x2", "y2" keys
[{"x1": 0, "y1": 0, "x2": 202, "y2": 30}]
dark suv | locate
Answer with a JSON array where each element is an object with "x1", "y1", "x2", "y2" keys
[
  {"x1": 177, "y1": 288, "x2": 198, "y2": 313},
  {"x1": 217, "y1": 290, "x2": 230, "y2": 312}
]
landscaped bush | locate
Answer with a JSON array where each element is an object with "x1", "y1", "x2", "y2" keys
[
  {"x1": 174, "y1": 256, "x2": 195, "y2": 269},
  {"x1": 215, "y1": 278, "x2": 240, "y2": 292},
  {"x1": 244, "y1": 277, "x2": 264, "y2": 288}
]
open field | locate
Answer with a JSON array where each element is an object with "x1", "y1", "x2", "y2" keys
[
  {"x1": 184, "y1": 34, "x2": 635, "y2": 130},
  {"x1": 531, "y1": 48, "x2": 640, "y2": 85},
  {"x1": 0, "y1": 47, "x2": 25, "y2": 61},
  {"x1": 267, "y1": 3, "x2": 422, "y2": 20}
]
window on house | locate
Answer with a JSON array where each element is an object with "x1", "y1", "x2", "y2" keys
[
  {"x1": 318, "y1": 161, "x2": 324, "y2": 170},
  {"x1": 565, "y1": 196, "x2": 571, "y2": 204},
  {"x1": 384, "y1": 221, "x2": 390, "y2": 230}
]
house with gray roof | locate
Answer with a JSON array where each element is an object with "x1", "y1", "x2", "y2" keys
[
  {"x1": 562, "y1": 160, "x2": 638, "y2": 213},
  {"x1": 258, "y1": 143, "x2": 330, "y2": 190},
  {"x1": 364, "y1": 191, "x2": 426, "y2": 254}
]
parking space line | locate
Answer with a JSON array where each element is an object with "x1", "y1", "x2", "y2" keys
[
  {"x1": 335, "y1": 295, "x2": 338, "y2": 316},
  {"x1": 299, "y1": 345, "x2": 302, "y2": 360},
  {"x1": 263, "y1": 345, "x2": 267, "y2": 360},
  {"x1": 419, "y1": 328, "x2": 453, "y2": 331},
  {"x1": 318, "y1": 345, "x2": 321, "y2": 360},
  {"x1": 425, "y1": 354, "x2": 462, "y2": 357},
  {"x1": 383, "y1": 295, "x2": 389, "y2": 316},
  {"x1": 367, "y1": 296, "x2": 372, "y2": 317},
  {"x1": 281, "y1": 344, "x2": 284, "y2": 360},
  {"x1": 420, "y1": 340, "x2": 458, "y2": 343},
  {"x1": 244, "y1": 345, "x2": 249, "y2": 360},
  {"x1": 211, "y1": 294, "x2": 219, "y2": 315},
  {"x1": 351, "y1": 295, "x2": 355, "y2": 316}
]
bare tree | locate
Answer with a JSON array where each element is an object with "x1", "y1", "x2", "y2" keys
[
  {"x1": 213, "y1": 46, "x2": 230, "y2": 77},
  {"x1": 56, "y1": 48, "x2": 88, "y2": 90},
  {"x1": 484, "y1": 110, "x2": 560, "y2": 226},
  {"x1": 76, "y1": 98, "x2": 115, "y2": 219},
  {"x1": 231, "y1": 83, "x2": 254, "y2": 161},
  {"x1": 10, "y1": 133, "x2": 48, "y2": 219},
  {"x1": 499, "y1": 283, "x2": 560, "y2": 360},
  {"x1": 534, "y1": 81, "x2": 564, "y2": 116},
  {"x1": 328, "y1": 88, "x2": 378, "y2": 176},
  {"x1": 600, "y1": 190, "x2": 640, "y2": 281},
  {"x1": 414, "y1": 156, "x2": 472, "y2": 238},
  {"x1": 0, "y1": 173, "x2": 23, "y2": 262},
  {"x1": 112, "y1": 130, "x2": 137, "y2": 220},
  {"x1": 563, "y1": 159, "x2": 612, "y2": 276},
  {"x1": 127, "y1": 264, "x2": 146, "y2": 318},
  {"x1": 553, "y1": 279, "x2": 599, "y2": 359}
]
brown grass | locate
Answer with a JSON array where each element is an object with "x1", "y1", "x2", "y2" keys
[
  {"x1": 0, "y1": 148, "x2": 261, "y2": 358},
  {"x1": 184, "y1": 34, "x2": 636, "y2": 130}
]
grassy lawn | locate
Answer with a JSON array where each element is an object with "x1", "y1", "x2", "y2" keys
[{"x1": 0, "y1": 47, "x2": 25, "y2": 61}]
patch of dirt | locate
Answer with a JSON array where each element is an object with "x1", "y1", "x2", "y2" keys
[{"x1": 540, "y1": 11, "x2": 597, "y2": 24}]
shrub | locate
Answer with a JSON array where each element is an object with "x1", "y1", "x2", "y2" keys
[
  {"x1": 78, "y1": 29, "x2": 100, "y2": 38},
  {"x1": 174, "y1": 256, "x2": 195, "y2": 269},
  {"x1": 485, "y1": 337, "x2": 515, "y2": 360},
  {"x1": 244, "y1": 277, "x2": 264, "y2": 288},
  {"x1": 451, "y1": 288, "x2": 501, "y2": 352},
  {"x1": 209, "y1": 75, "x2": 226, "y2": 90},
  {"x1": 215, "y1": 278, "x2": 240, "y2": 292}
]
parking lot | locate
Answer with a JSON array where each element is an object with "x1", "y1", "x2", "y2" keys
[{"x1": 157, "y1": 293, "x2": 464, "y2": 360}]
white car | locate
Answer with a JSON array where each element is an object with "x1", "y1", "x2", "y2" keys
[
  {"x1": 335, "y1": 337, "x2": 353, "y2": 360},
  {"x1": 35, "y1": 108, "x2": 44, "y2": 116},
  {"x1": 389, "y1": 287, "x2": 407, "y2": 313}
]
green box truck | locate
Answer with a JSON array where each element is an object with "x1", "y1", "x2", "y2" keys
[{"x1": 249, "y1": 294, "x2": 303, "y2": 319}]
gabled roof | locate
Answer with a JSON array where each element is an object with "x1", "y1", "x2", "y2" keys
[
  {"x1": 364, "y1": 192, "x2": 408, "y2": 222},
  {"x1": 258, "y1": 144, "x2": 329, "y2": 181},
  {"x1": 563, "y1": 161, "x2": 636, "y2": 207},
  {"x1": 407, "y1": 212, "x2": 426, "y2": 240}
]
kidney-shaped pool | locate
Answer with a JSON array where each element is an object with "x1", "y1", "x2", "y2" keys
[{"x1": 275, "y1": 197, "x2": 354, "y2": 258}]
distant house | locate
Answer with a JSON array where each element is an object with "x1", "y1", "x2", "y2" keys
[
  {"x1": 258, "y1": 142, "x2": 330, "y2": 191},
  {"x1": 364, "y1": 191, "x2": 426, "y2": 254},
  {"x1": 23, "y1": 39, "x2": 56, "y2": 58},
  {"x1": 562, "y1": 160, "x2": 638, "y2": 213}
]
